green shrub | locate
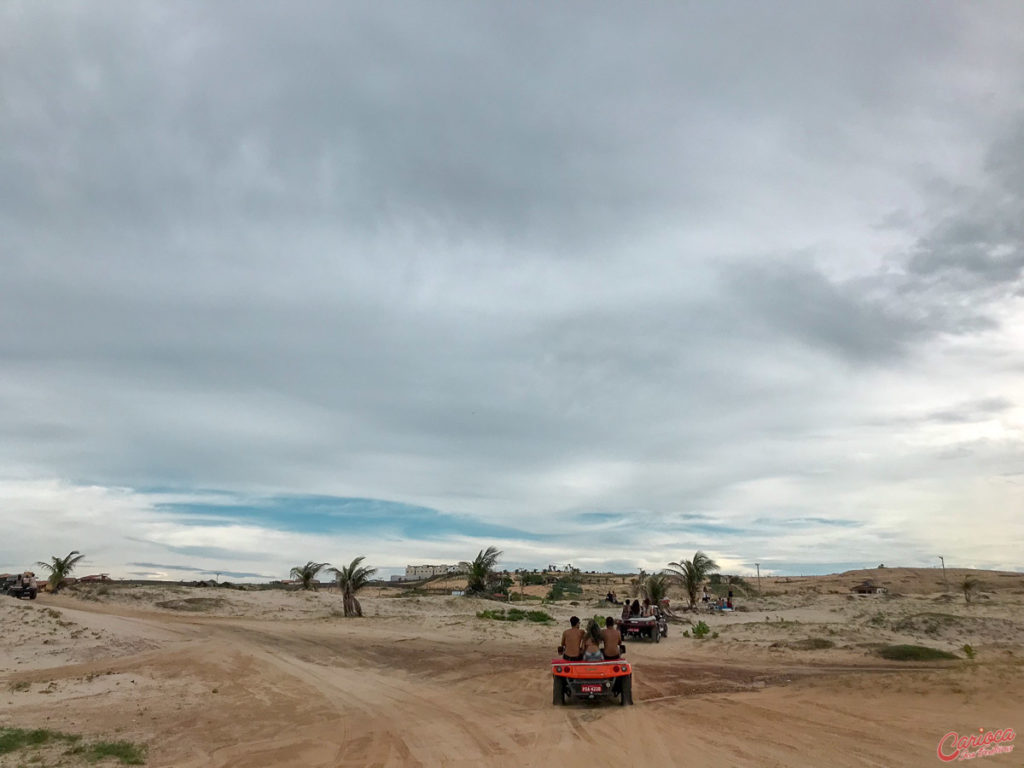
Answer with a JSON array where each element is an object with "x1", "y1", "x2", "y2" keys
[
  {"x1": 476, "y1": 608, "x2": 553, "y2": 623},
  {"x1": 0, "y1": 727, "x2": 145, "y2": 765},
  {"x1": 0, "y1": 728, "x2": 77, "y2": 754},
  {"x1": 71, "y1": 740, "x2": 147, "y2": 765},
  {"x1": 476, "y1": 609, "x2": 507, "y2": 620},
  {"x1": 508, "y1": 592, "x2": 542, "y2": 602},
  {"x1": 867, "y1": 611, "x2": 887, "y2": 627},
  {"x1": 692, "y1": 620, "x2": 710, "y2": 639},
  {"x1": 962, "y1": 644, "x2": 976, "y2": 659},
  {"x1": 788, "y1": 638, "x2": 835, "y2": 650},
  {"x1": 877, "y1": 644, "x2": 957, "y2": 661},
  {"x1": 546, "y1": 579, "x2": 582, "y2": 601}
]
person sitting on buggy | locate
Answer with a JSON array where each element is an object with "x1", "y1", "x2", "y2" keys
[
  {"x1": 558, "y1": 616, "x2": 585, "y2": 661},
  {"x1": 601, "y1": 617, "x2": 623, "y2": 660},
  {"x1": 582, "y1": 619, "x2": 604, "y2": 661}
]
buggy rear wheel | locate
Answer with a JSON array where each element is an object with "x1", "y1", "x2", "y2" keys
[
  {"x1": 552, "y1": 676, "x2": 564, "y2": 705},
  {"x1": 653, "y1": 625, "x2": 660, "y2": 643},
  {"x1": 619, "y1": 674, "x2": 633, "y2": 706}
]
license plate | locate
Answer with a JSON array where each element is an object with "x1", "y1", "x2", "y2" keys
[{"x1": 580, "y1": 684, "x2": 602, "y2": 693}]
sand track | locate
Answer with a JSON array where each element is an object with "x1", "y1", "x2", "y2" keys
[{"x1": 2, "y1": 587, "x2": 1022, "y2": 767}]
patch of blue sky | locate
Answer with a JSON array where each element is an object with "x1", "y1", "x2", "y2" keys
[
  {"x1": 128, "y1": 562, "x2": 271, "y2": 579},
  {"x1": 574, "y1": 511, "x2": 627, "y2": 524},
  {"x1": 151, "y1": 494, "x2": 550, "y2": 542},
  {"x1": 751, "y1": 517, "x2": 862, "y2": 528},
  {"x1": 683, "y1": 522, "x2": 745, "y2": 535},
  {"x1": 746, "y1": 561, "x2": 876, "y2": 575},
  {"x1": 573, "y1": 511, "x2": 744, "y2": 536}
]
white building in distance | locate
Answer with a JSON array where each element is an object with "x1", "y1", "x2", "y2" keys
[{"x1": 404, "y1": 563, "x2": 466, "y2": 580}]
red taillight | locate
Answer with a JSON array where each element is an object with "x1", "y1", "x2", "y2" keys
[{"x1": 612, "y1": 665, "x2": 619, "y2": 672}]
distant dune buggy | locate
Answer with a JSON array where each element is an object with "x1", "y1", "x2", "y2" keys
[
  {"x1": 620, "y1": 614, "x2": 666, "y2": 642},
  {"x1": 3, "y1": 575, "x2": 37, "y2": 600},
  {"x1": 552, "y1": 659, "x2": 633, "y2": 706}
]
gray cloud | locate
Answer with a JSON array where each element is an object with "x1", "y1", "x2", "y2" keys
[
  {"x1": 905, "y1": 119, "x2": 1024, "y2": 292},
  {"x1": 125, "y1": 538, "x2": 269, "y2": 562},
  {"x1": 925, "y1": 397, "x2": 1014, "y2": 424},
  {"x1": 1, "y1": 2, "x2": 1023, "y2": 573}
]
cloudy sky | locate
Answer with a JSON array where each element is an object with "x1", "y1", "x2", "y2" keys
[{"x1": 2, "y1": 2, "x2": 1023, "y2": 581}]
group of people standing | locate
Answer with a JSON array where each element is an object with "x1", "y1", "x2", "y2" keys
[
  {"x1": 702, "y1": 586, "x2": 734, "y2": 609},
  {"x1": 558, "y1": 616, "x2": 622, "y2": 662}
]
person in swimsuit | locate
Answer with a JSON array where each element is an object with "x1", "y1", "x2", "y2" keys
[
  {"x1": 559, "y1": 616, "x2": 585, "y2": 661},
  {"x1": 601, "y1": 617, "x2": 623, "y2": 660},
  {"x1": 582, "y1": 619, "x2": 604, "y2": 661}
]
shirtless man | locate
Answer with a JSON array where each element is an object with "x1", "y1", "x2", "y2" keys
[
  {"x1": 559, "y1": 616, "x2": 585, "y2": 661},
  {"x1": 601, "y1": 616, "x2": 622, "y2": 660}
]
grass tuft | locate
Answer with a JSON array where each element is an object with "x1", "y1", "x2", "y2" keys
[
  {"x1": 877, "y1": 644, "x2": 958, "y2": 661},
  {"x1": 0, "y1": 727, "x2": 80, "y2": 755},
  {"x1": 0, "y1": 727, "x2": 143, "y2": 764},
  {"x1": 788, "y1": 638, "x2": 835, "y2": 651},
  {"x1": 73, "y1": 739, "x2": 147, "y2": 765},
  {"x1": 476, "y1": 608, "x2": 554, "y2": 623}
]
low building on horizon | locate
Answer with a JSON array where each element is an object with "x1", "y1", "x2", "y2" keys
[{"x1": 851, "y1": 580, "x2": 887, "y2": 595}]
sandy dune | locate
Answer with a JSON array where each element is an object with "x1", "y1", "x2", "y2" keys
[{"x1": 1, "y1": 570, "x2": 1021, "y2": 767}]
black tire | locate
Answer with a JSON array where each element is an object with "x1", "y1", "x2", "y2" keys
[
  {"x1": 662, "y1": 624, "x2": 668, "y2": 638},
  {"x1": 654, "y1": 625, "x2": 660, "y2": 643},
  {"x1": 620, "y1": 674, "x2": 633, "y2": 706},
  {"x1": 552, "y1": 676, "x2": 564, "y2": 705},
  {"x1": 29, "y1": 591, "x2": 37, "y2": 600}
]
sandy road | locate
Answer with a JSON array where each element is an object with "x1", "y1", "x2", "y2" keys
[{"x1": 2, "y1": 594, "x2": 1021, "y2": 767}]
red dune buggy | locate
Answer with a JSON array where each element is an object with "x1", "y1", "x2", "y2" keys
[{"x1": 551, "y1": 659, "x2": 633, "y2": 706}]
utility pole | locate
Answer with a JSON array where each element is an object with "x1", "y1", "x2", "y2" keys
[
  {"x1": 755, "y1": 563, "x2": 761, "y2": 597},
  {"x1": 938, "y1": 556, "x2": 948, "y2": 592}
]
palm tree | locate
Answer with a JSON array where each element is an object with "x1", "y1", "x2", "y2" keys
[
  {"x1": 666, "y1": 550, "x2": 720, "y2": 609},
  {"x1": 961, "y1": 576, "x2": 979, "y2": 604},
  {"x1": 642, "y1": 573, "x2": 669, "y2": 605},
  {"x1": 329, "y1": 556, "x2": 377, "y2": 617},
  {"x1": 289, "y1": 561, "x2": 328, "y2": 591},
  {"x1": 465, "y1": 546, "x2": 503, "y2": 595},
  {"x1": 36, "y1": 550, "x2": 86, "y2": 593}
]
